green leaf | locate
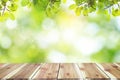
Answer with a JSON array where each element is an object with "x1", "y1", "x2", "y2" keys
[
  {"x1": 74, "y1": 0, "x2": 84, "y2": 6},
  {"x1": 33, "y1": 0, "x2": 37, "y2": 5},
  {"x1": 12, "y1": 0, "x2": 18, "y2": 2},
  {"x1": 0, "y1": 5, "x2": 2, "y2": 9},
  {"x1": 97, "y1": 2, "x2": 104, "y2": 10},
  {"x1": 1, "y1": 0, "x2": 6, "y2": 6},
  {"x1": 9, "y1": 13, "x2": 15, "y2": 20},
  {"x1": 112, "y1": 9, "x2": 120, "y2": 16},
  {"x1": 75, "y1": 6, "x2": 83, "y2": 16},
  {"x1": 0, "y1": 12, "x2": 9, "y2": 21},
  {"x1": 8, "y1": 3, "x2": 18, "y2": 11},
  {"x1": 82, "y1": 9, "x2": 88, "y2": 16},
  {"x1": 53, "y1": 2, "x2": 60, "y2": 8},
  {"x1": 69, "y1": 4, "x2": 77, "y2": 10},
  {"x1": 2, "y1": 0, "x2": 8, "y2": 3},
  {"x1": 46, "y1": 7, "x2": 52, "y2": 17},
  {"x1": 88, "y1": 7, "x2": 96, "y2": 13},
  {"x1": 62, "y1": 0, "x2": 67, "y2": 3},
  {"x1": 21, "y1": 0, "x2": 29, "y2": 6}
]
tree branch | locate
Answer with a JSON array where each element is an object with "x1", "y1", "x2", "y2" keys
[{"x1": 2, "y1": 5, "x2": 6, "y2": 16}]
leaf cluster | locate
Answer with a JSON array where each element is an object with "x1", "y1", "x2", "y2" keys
[
  {"x1": 69, "y1": 0, "x2": 120, "y2": 16},
  {"x1": 0, "y1": 0, "x2": 120, "y2": 21},
  {"x1": 0, "y1": 0, "x2": 18, "y2": 21}
]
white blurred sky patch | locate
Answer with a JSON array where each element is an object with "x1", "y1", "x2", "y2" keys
[
  {"x1": 35, "y1": 33, "x2": 49, "y2": 49},
  {"x1": 6, "y1": 19, "x2": 17, "y2": 30},
  {"x1": 84, "y1": 23, "x2": 100, "y2": 36},
  {"x1": 73, "y1": 37, "x2": 104, "y2": 55},
  {"x1": 114, "y1": 51, "x2": 120, "y2": 62},
  {"x1": 61, "y1": 0, "x2": 74, "y2": 8},
  {"x1": 0, "y1": 36, "x2": 12, "y2": 49},
  {"x1": 47, "y1": 50, "x2": 66, "y2": 62},
  {"x1": 116, "y1": 17, "x2": 120, "y2": 31},
  {"x1": 42, "y1": 18, "x2": 56, "y2": 30},
  {"x1": 35, "y1": 29, "x2": 60, "y2": 49},
  {"x1": 62, "y1": 28, "x2": 77, "y2": 44},
  {"x1": 47, "y1": 30, "x2": 60, "y2": 43},
  {"x1": 23, "y1": 6, "x2": 32, "y2": 12}
]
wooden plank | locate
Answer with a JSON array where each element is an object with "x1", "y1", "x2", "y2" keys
[
  {"x1": 0, "y1": 63, "x2": 120, "y2": 80},
  {"x1": 111, "y1": 63, "x2": 120, "y2": 69},
  {"x1": 0, "y1": 63, "x2": 8, "y2": 69},
  {"x1": 78, "y1": 63, "x2": 109, "y2": 80},
  {"x1": 0, "y1": 63, "x2": 9, "y2": 68},
  {"x1": 0, "y1": 63, "x2": 5, "y2": 69},
  {"x1": 97, "y1": 63, "x2": 120, "y2": 79},
  {"x1": 33, "y1": 63, "x2": 59, "y2": 80},
  {"x1": 58, "y1": 63, "x2": 81, "y2": 80},
  {"x1": 0, "y1": 63, "x2": 4, "y2": 67},
  {"x1": 0, "y1": 64, "x2": 22, "y2": 79},
  {"x1": 3, "y1": 64, "x2": 27, "y2": 79},
  {"x1": 9, "y1": 64, "x2": 41, "y2": 80},
  {"x1": 115, "y1": 63, "x2": 120, "y2": 70},
  {"x1": 117, "y1": 63, "x2": 120, "y2": 65}
]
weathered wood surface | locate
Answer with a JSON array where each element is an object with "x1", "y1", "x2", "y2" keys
[{"x1": 0, "y1": 63, "x2": 120, "y2": 80}]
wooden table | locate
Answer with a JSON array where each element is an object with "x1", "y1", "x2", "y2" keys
[{"x1": 0, "y1": 63, "x2": 120, "y2": 80}]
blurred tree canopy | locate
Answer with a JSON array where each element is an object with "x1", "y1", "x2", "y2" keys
[{"x1": 0, "y1": 0, "x2": 120, "y2": 21}]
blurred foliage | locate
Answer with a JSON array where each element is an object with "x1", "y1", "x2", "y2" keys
[{"x1": 0, "y1": 0, "x2": 120, "y2": 63}]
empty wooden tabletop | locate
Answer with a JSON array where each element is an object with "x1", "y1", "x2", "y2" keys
[{"x1": 0, "y1": 63, "x2": 120, "y2": 80}]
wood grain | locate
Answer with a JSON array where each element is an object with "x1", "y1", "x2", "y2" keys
[
  {"x1": 98, "y1": 63, "x2": 120, "y2": 79},
  {"x1": 9, "y1": 64, "x2": 41, "y2": 80},
  {"x1": 58, "y1": 63, "x2": 81, "y2": 80},
  {"x1": 33, "y1": 63, "x2": 59, "y2": 80},
  {"x1": 0, "y1": 64, "x2": 22, "y2": 79},
  {"x1": 0, "y1": 63, "x2": 5, "y2": 69},
  {"x1": 78, "y1": 63, "x2": 109, "y2": 80}
]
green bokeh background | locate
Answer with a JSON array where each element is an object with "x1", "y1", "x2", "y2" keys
[{"x1": 0, "y1": 1, "x2": 120, "y2": 63}]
